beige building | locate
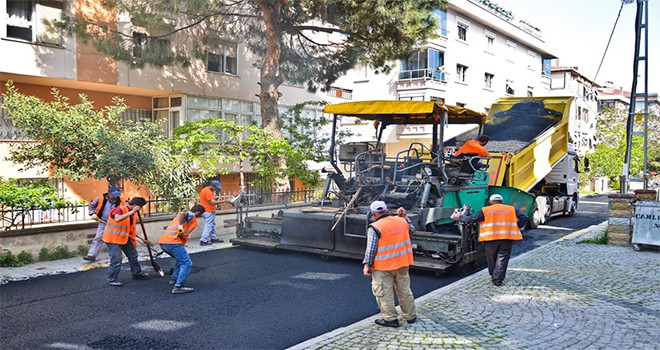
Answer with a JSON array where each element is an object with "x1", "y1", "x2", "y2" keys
[{"x1": 0, "y1": 0, "x2": 324, "y2": 201}]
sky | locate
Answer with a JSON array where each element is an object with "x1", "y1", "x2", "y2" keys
[{"x1": 498, "y1": 0, "x2": 659, "y2": 93}]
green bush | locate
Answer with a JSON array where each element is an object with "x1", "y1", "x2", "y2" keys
[
  {"x1": 39, "y1": 244, "x2": 75, "y2": 261},
  {"x1": 76, "y1": 244, "x2": 88, "y2": 256},
  {"x1": 0, "y1": 248, "x2": 22, "y2": 267},
  {"x1": 17, "y1": 250, "x2": 33, "y2": 265}
]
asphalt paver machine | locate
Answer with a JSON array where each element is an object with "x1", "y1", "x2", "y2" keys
[{"x1": 230, "y1": 100, "x2": 534, "y2": 274}]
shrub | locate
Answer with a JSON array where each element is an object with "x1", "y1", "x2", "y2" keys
[
  {"x1": 17, "y1": 250, "x2": 33, "y2": 265},
  {"x1": 39, "y1": 244, "x2": 75, "y2": 261},
  {"x1": 76, "y1": 244, "x2": 88, "y2": 256},
  {"x1": 0, "y1": 248, "x2": 22, "y2": 267}
]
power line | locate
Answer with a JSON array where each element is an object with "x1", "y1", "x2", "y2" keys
[{"x1": 593, "y1": 1, "x2": 628, "y2": 84}]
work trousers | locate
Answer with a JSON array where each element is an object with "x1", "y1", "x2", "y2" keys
[
  {"x1": 106, "y1": 242, "x2": 142, "y2": 283},
  {"x1": 200, "y1": 212, "x2": 219, "y2": 243},
  {"x1": 86, "y1": 222, "x2": 106, "y2": 257},
  {"x1": 371, "y1": 266, "x2": 416, "y2": 322},
  {"x1": 484, "y1": 240, "x2": 514, "y2": 283},
  {"x1": 160, "y1": 243, "x2": 192, "y2": 288}
]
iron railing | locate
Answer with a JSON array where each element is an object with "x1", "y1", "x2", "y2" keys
[{"x1": 0, "y1": 189, "x2": 321, "y2": 231}]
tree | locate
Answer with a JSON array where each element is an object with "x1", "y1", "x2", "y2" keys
[
  {"x1": 584, "y1": 106, "x2": 658, "y2": 189},
  {"x1": 57, "y1": 0, "x2": 446, "y2": 190},
  {"x1": 170, "y1": 117, "x2": 321, "y2": 194},
  {"x1": 1, "y1": 82, "x2": 193, "y2": 200}
]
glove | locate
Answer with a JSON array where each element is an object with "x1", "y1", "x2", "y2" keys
[
  {"x1": 177, "y1": 225, "x2": 185, "y2": 234},
  {"x1": 91, "y1": 214, "x2": 100, "y2": 222}
]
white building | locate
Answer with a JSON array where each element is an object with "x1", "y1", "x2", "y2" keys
[{"x1": 549, "y1": 66, "x2": 600, "y2": 154}]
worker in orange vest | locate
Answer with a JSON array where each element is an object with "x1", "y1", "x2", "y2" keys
[
  {"x1": 199, "y1": 180, "x2": 224, "y2": 246},
  {"x1": 451, "y1": 194, "x2": 528, "y2": 286},
  {"x1": 158, "y1": 205, "x2": 205, "y2": 294},
  {"x1": 363, "y1": 201, "x2": 417, "y2": 328},
  {"x1": 102, "y1": 197, "x2": 149, "y2": 286},
  {"x1": 84, "y1": 187, "x2": 122, "y2": 262},
  {"x1": 454, "y1": 134, "x2": 491, "y2": 172}
]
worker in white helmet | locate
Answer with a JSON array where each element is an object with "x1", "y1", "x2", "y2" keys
[{"x1": 451, "y1": 194, "x2": 528, "y2": 286}]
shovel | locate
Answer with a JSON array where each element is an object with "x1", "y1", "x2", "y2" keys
[{"x1": 137, "y1": 211, "x2": 164, "y2": 277}]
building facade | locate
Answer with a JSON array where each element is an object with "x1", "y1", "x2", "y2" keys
[{"x1": 0, "y1": 0, "x2": 324, "y2": 201}]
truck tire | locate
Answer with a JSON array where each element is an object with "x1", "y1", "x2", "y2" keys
[{"x1": 528, "y1": 204, "x2": 541, "y2": 229}]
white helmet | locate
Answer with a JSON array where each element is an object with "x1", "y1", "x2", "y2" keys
[{"x1": 489, "y1": 194, "x2": 503, "y2": 202}]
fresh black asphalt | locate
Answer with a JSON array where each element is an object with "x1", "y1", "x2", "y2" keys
[{"x1": 0, "y1": 195, "x2": 609, "y2": 349}]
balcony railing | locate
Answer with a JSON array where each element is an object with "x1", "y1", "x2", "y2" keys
[
  {"x1": 398, "y1": 68, "x2": 447, "y2": 83},
  {"x1": 0, "y1": 189, "x2": 321, "y2": 231}
]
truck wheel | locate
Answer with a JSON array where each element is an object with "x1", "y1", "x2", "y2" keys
[{"x1": 528, "y1": 205, "x2": 541, "y2": 229}]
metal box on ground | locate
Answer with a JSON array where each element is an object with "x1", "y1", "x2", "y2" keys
[{"x1": 632, "y1": 201, "x2": 660, "y2": 251}]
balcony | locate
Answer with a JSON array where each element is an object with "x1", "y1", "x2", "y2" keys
[{"x1": 397, "y1": 68, "x2": 447, "y2": 93}]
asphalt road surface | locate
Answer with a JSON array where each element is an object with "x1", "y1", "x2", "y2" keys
[{"x1": 0, "y1": 195, "x2": 609, "y2": 350}]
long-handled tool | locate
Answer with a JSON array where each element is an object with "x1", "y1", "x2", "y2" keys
[
  {"x1": 137, "y1": 211, "x2": 164, "y2": 276},
  {"x1": 330, "y1": 186, "x2": 363, "y2": 231}
]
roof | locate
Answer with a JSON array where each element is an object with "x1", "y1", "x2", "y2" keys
[{"x1": 322, "y1": 100, "x2": 487, "y2": 125}]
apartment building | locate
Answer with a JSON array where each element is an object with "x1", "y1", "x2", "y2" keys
[
  {"x1": 548, "y1": 66, "x2": 600, "y2": 154},
  {"x1": 329, "y1": 0, "x2": 557, "y2": 153},
  {"x1": 0, "y1": 0, "x2": 324, "y2": 201}
]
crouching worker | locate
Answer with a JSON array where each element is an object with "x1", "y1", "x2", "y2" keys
[
  {"x1": 159, "y1": 205, "x2": 205, "y2": 294},
  {"x1": 102, "y1": 197, "x2": 149, "y2": 286}
]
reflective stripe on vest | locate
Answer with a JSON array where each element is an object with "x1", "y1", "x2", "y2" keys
[
  {"x1": 102, "y1": 205, "x2": 130, "y2": 245},
  {"x1": 479, "y1": 204, "x2": 522, "y2": 242},
  {"x1": 159, "y1": 216, "x2": 198, "y2": 245},
  {"x1": 370, "y1": 215, "x2": 414, "y2": 271}
]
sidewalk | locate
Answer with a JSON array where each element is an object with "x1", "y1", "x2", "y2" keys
[{"x1": 290, "y1": 222, "x2": 659, "y2": 350}]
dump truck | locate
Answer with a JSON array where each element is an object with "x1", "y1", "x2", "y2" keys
[
  {"x1": 483, "y1": 96, "x2": 584, "y2": 228},
  {"x1": 230, "y1": 100, "x2": 537, "y2": 274}
]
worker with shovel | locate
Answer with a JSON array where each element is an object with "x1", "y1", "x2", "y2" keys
[
  {"x1": 102, "y1": 197, "x2": 149, "y2": 286},
  {"x1": 158, "y1": 205, "x2": 205, "y2": 294}
]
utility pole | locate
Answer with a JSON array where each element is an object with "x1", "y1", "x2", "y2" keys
[{"x1": 621, "y1": 0, "x2": 649, "y2": 193}]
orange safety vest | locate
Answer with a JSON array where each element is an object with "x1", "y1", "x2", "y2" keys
[
  {"x1": 102, "y1": 205, "x2": 137, "y2": 247},
  {"x1": 370, "y1": 215, "x2": 414, "y2": 271},
  {"x1": 158, "y1": 215, "x2": 198, "y2": 245},
  {"x1": 479, "y1": 204, "x2": 523, "y2": 242},
  {"x1": 93, "y1": 194, "x2": 121, "y2": 216},
  {"x1": 454, "y1": 139, "x2": 489, "y2": 157}
]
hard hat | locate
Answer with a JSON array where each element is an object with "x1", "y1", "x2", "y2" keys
[{"x1": 489, "y1": 194, "x2": 503, "y2": 202}]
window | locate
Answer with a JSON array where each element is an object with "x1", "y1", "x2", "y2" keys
[
  {"x1": 433, "y1": 9, "x2": 448, "y2": 37},
  {"x1": 6, "y1": 0, "x2": 63, "y2": 45},
  {"x1": 484, "y1": 30, "x2": 495, "y2": 53},
  {"x1": 527, "y1": 51, "x2": 537, "y2": 70},
  {"x1": 399, "y1": 48, "x2": 444, "y2": 81},
  {"x1": 132, "y1": 31, "x2": 171, "y2": 59},
  {"x1": 527, "y1": 86, "x2": 534, "y2": 97},
  {"x1": 456, "y1": 64, "x2": 468, "y2": 83},
  {"x1": 457, "y1": 24, "x2": 468, "y2": 41},
  {"x1": 542, "y1": 58, "x2": 552, "y2": 76},
  {"x1": 207, "y1": 41, "x2": 238, "y2": 75},
  {"x1": 506, "y1": 40, "x2": 516, "y2": 62},
  {"x1": 506, "y1": 80, "x2": 515, "y2": 95},
  {"x1": 484, "y1": 73, "x2": 494, "y2": 89}
]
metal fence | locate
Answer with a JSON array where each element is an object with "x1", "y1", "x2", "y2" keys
[{"x1": 0, "y1": 189, "x2": 321, "y2": 231}]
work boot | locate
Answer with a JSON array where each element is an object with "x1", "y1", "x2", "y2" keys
[
  {"x1": 199, "y1": 240, "x2": 213, "y2": 246},
  {"x1": 107, "y1": 281, "x2": 123, "y2": 287},
  {"x1": 406, "y1": 317, "x2": 417, "y2": 324},
  {"x1": 172, "y1": 286, "x2": 194, "y2": 294},
  {"x1": 132, "y1": 272, "x2": 150, "y2": 280},
  {"x1": 82, "y1": 255, "x2": 96, "y2": 262},
  {"x1": 210, "y1": 238, "x2": 224, "y2": 243},
  {"x1": 374, "y1": 318, "x2": 399, "y2": 328}
]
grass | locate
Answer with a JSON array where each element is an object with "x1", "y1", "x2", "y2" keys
[{"x1": 577, "y1": 230, "x2": 608, "y2": 244}]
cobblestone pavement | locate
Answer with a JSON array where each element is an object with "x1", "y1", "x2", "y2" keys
[{"x1": 289, "y1": 222, "x2": 660, "y2": 350}]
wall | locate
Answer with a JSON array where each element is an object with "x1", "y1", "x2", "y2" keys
[{"x1": 0, "y1": 206, "x2": 284, "y2": 257}]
